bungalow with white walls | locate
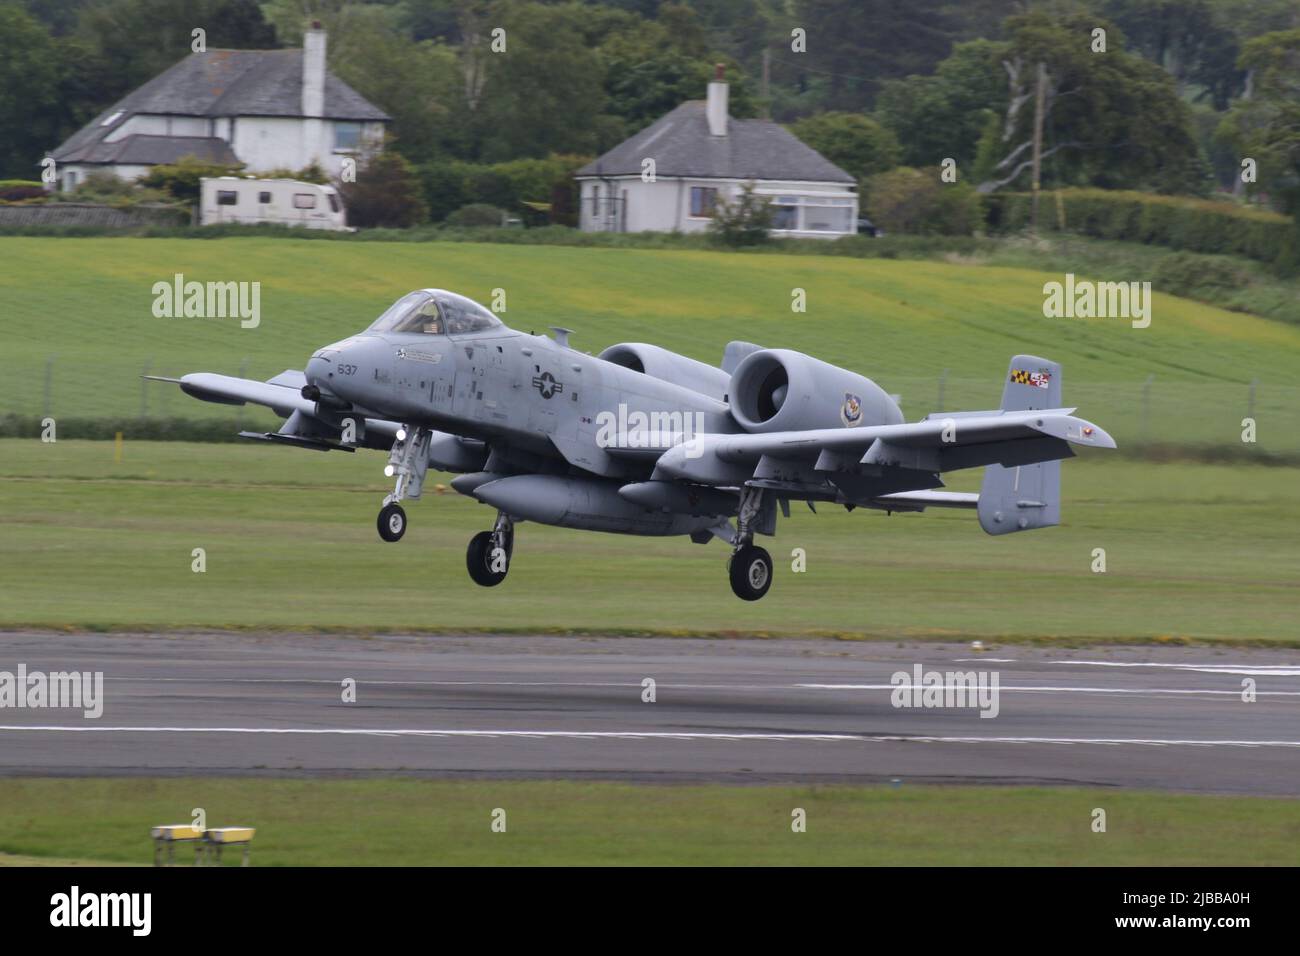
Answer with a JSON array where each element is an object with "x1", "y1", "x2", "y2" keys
[
  {"x1": 48, "y1": 24, "x2": 388, "y2": 192},
  {"x1": 575, "y1": 70, "x2": 858, "y2": 238}
]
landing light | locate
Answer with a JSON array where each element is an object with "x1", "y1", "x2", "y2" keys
[
  {"x1": 384, "y1": 465, "x2": 395, "y2": 477},
  {"x1": 396, "y1": 428, "x2": 408, "y2": 441}
]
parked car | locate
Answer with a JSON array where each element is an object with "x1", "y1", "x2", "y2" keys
[{"x1": 856, "y1": 216, "x2": 884, "y2": 237}]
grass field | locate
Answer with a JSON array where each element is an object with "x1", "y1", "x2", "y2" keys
[
  {"x1": 3, "y1": 237, "x2": 1298, "y2": 453},
  {"x1": 0, "y1": 777, "x2": 1295, "y2": 866},
  {"x1": 2, "y1": 439, "x2": 1297, "y2": 643}
]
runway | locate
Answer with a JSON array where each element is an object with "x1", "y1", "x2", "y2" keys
[{"x1": 0, "y1": 631, "x2": 1297, "y2": 795}]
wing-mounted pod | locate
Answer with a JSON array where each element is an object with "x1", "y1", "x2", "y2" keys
[
  {"x1": 728, "y1": 349, "x2": 903, "y2": 434},
  {"x1": 598, "y1": 343, "x2": 731, "y2": 402}
]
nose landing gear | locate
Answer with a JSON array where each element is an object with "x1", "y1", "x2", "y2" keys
[
  {"x1": 378, "y1": 503, "x2": 407, "y2": 542},
  {"x1": 376, "y1": 425, "x2": 430, "y2": 543}
]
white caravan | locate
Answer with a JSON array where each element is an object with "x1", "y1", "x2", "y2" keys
[{"x1": 199, "y1": 177, "x2": 349, "y2": 230}]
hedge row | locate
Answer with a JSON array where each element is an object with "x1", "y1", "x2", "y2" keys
[
  {"x1": 986, "y1": 189, "x2": 1296, "y2": 270},
  {"x1": 0, "y1": 415, "x2": 249, "y2": 442},
  {"x1": 415, "y1": 155, "x2": 590, "y2": 225}
]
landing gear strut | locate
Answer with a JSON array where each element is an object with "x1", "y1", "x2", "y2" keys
[
  {"x1": 467, "y1": 512, "x2": 513, "y2": 587},
  {"x1": 728, "y1": 486, "x2": 773, "y2": 601},
  {"x1": 376, "y1": 425, "x2": 431, "y2": 543}
]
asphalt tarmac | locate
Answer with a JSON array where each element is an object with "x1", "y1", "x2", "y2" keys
[{"x1": 0, "y1": 631, "x2": 1296, "y2": 795}]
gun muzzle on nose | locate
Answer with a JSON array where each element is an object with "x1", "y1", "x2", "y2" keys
[{"x1": 301, "y1": 382, "x2": 351, "y2": 409}]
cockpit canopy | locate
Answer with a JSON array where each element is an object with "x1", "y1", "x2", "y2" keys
[{"x1": 366, "y1": 290, "x2": 502, "y2": 336}]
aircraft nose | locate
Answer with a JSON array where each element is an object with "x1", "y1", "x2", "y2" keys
[
  {"x1": 305, "y1": 351, "x2": 334, "y2": 389},
  {"x1": 304, "y1": 339, "x2": 361, "y2": 404}
]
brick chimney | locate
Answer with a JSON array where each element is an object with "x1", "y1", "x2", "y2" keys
[
  {"x1": 706, "y1": 63, "x2": 728, "y2": 137},
  {"x1": 302, "y1": 21, "x2": 326, "y2": 118}
]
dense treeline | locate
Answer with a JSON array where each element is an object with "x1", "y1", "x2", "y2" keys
[{"x1": 1, "y1": 0, "x2": 1297, "y2": 233}]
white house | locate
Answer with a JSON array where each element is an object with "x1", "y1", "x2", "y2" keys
[
  {"x1": 49, "y1": 24, "x2": 388, "y2": 192},
  {"x1": 576, "y1": 71, "x2": 857, "y2": 238}
]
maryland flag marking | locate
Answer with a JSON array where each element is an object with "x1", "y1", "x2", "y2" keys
[{"x1": 1010, "y1": 368, "x2": 1052, "y2": 389}]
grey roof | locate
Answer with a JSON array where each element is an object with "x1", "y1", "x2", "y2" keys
[
  {"x1": 65, "y1": 134, "x2": 240, "y2": 166},
  {"x1": 577, "y1": 101, "x2": 855, "y2": 184},
  {"x1": 53, "y1": 49, "x2": 388, "y2": 164}
]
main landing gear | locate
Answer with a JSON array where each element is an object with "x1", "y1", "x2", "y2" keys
[
  {"x1": 467, "y1": 512, "x2": 513, "y2": 587},
  {"x1": 376, "y1": 425, "x2": 431, "y2": 543},
  {"x1": 727, "y1": 486, "x2": 773, "y2": 601}
]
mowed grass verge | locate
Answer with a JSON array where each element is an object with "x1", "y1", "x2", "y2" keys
[
  {"x1": 2, "y1": 237, "x2": 1299, "y2": 453},
  {"x1": 0, "y1": 777, "x2": 1295, "y2": 866},
  {"x1": 1, "y1": 440, "x2": 1297, "y2": 643},
  {"x1": 0, "y1": 780, "x2": 1294, "y2": 868}
]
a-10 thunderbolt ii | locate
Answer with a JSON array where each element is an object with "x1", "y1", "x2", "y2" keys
[{"x1": 155, "y1": 288, "x2": 1115, "y2": 600}]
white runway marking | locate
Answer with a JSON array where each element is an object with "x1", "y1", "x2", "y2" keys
[
  {"x1": 1050, "y1": 661, "x2": 1300, "y2": 677},
  {"x1": 96, "y1": 677, "x2": 1300, "y2": 696},
  {"x1": 797, "y1": 683, "x2": 1300, "y2": 697},
  {"x1": 0, "y1": 725, "x2": 1297, "y2": 747}
]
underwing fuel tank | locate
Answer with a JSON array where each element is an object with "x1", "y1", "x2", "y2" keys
[
  {"x1": 472, "y1": 475, "x2": 717, "y2": 536},
  {"x1": 617, "y1": 482, "x2": 738, "y2": 517}
]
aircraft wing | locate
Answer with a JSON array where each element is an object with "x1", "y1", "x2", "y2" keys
[
  {"x1": 148, "y1": 370, "x2": 486, "y2": 470},
  {"x1": 651, "y1": 408, "x2": 1115, "y2": 485}
]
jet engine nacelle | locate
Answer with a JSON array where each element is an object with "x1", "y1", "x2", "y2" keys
[
  {"x1": 598, "y1": 343, "x2": 730, "y2": 402},
  {"x1": 727, "y1": 348, "x2": 903, "y2": 433}
]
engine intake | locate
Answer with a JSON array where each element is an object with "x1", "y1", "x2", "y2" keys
[{"x1": 728, "y1": 348, "x2": 902, "y2": 433}]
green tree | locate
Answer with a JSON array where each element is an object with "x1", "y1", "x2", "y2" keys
[
  {"x1": 340, "y1": 151, "x2": 429, "y2": 228},
  {"x1": 976, "y1": 12, "x2": 1207, "y2": 195},
  {"x1": 0, "y1": 3, "x2": 59, "y2": 178},
  {"x1": 874, "y1": 39, "x2": 1007, "y2": 170},
  {"x1": 1220, "y1": 28, "x2": 1300, "y2": 269},
  {"x1": 709, "y1": 182, "x2": 773, "y2": 246},
  {"x1": 467, "y1": 1, "x2": 608, "y2": 162},
  {"x1": 323, "y1": 4, "x2": 463, "y2": 162},
  {"x1": 75, "y1": 0, "x2": 278, "y2": 105},
  {"x1": 787, "y1": 113, "x2": 900, "y2": 187},
  {"x1": 789, "y1": 0, "x2": 957, "y2": 111},
  {"x1": 865, "y1": 166, "x2": 984, "y2": 235}
]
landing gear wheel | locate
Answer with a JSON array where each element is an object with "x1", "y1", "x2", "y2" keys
[
  {"x1": 467, "y1": 530, "x2": 509, "y2": 587},
  {"x1": 377, "y1": 503, "x2": 407, "y2": 542},
  {"x1": 729, "y1": 544, "x2": 773, "y2": 601}
]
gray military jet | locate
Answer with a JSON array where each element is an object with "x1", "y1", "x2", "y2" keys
[{"x1": 156, "y1": 288, "x2": 1115, "y2": 600}]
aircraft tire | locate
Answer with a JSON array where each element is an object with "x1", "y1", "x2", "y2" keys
[
  {"x1": 377, "y1": 503, "x2": 407, "y2": 542},
  {"x1": 467, "y1": 530, "x2": 509, "y2": 587},
  {"x1": 728, "y1": 544, "x2": 772, "y2": 601}
]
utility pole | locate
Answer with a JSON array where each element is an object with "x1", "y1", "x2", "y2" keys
[
  {"x1": 761, "y1": 48, "x2": 771, "y2": 119},
  {"x1": 1030, "y1": 61, "x2": 1046, "y2": 236}
]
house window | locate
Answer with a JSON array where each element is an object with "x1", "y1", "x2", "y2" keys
[
  {"x1": 762, "y1": 194, "x2": 854, "y2": 233},
  {"x1": 258, "y1": 192, "x2": 272, "y2": 204},
  {"x1": 216, "y1": 190, "x2": 238, "y2": 206},
  {"x1": 689, "y1": 186, "x2": 717, "y2": 218},
  {"x1": 327, "y1": 193, "x2": 339, "y2": 213},
  {"x1": 771, "y1": 196, "x2": 798, "y2": 231},
  {"x1": 801, "y1": 198, "x2": 854, "y2": 233},
  {"x1": 293, "y1": 193, "x2": 318, "y2": 209},
  {"x1": 334, "y1": 122, "x2": 362, "y2": 151}
]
